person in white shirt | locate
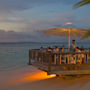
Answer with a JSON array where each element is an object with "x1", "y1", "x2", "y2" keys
[
  {"x1": 75, "y1": 47, "x2": 82, "y2": 64},
  {"x1": 53, "y1": 46, "x2": 59, "y2": 53},
  {"x1": 70, "y1": 40, "x2": 77, "y2": 52}
]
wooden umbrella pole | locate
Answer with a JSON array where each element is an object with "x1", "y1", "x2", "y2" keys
[{"x1": 68, "y1": 28, "x2": 71, "y2": 51}]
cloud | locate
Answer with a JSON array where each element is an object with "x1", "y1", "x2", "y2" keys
[
  {"x1": 0, "y1": 0, "x2": 80, "y2": 13},
  {"x1": 21, "y1": 11, "x2": 77, "y2": 32},
  {"x1": 0, "y1": 30, "x2": 34, "y2": 42},
  {"x1": 0, "y1": 0, "x2": 30, "y2": 12},
  {"x1": 21, "y1": 10, "x2": 90, "y2": 32},
  {"x1": 0, "y1": 0, "x2": 89, "y2": 33},
  {"x1": 0, "y1": 29, "x2": 90, "y2": 43},
  {"x1": 0, "y1": 0, "x2": 78, "y2": 25},
  {"x1": 0, "y1": 29, "x2": 68, "y2": 42}
]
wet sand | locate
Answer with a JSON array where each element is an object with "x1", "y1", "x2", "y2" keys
[{"x1": 0, "y1": 65, "x2": 90, "y2": 90}]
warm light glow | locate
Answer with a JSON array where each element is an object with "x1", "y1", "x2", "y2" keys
[
  {"x1": 48, "y1": 74, "x2": 56, "y2": 77},
  {"x1": 21, "y1": 72, "x2": 56, "y2": 82},
  {"x1": 65, "y1": 22, "x2": 72, "y2": 25},
  {"x1": 6, "y1": 71, "x2": 56, "y2": 86}
]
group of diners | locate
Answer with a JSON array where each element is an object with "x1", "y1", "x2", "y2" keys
[
  {"x1": 46, "y1": 46, "x2": 64, "y2": 53},
  {"x1": 40, "y1": 46, "x2": 65, "y2": 53},
  {"x1": 40, "y1": 40, "x2": 89, "y2": 53},
  {"x1": 39, "y1": 40, "x2": 90, "y2": 64}
]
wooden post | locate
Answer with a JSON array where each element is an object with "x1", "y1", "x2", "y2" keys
[
  {"x1": 80, "y1": 54, "x2": 82, "y2": 64},
  {"x1": 84, "y1": 54, "x2": 86, "y2": 64},
  {"x1": 67, "y1": 54, "x2": 69, "y2": 64},
  {"x1": 41, "y1": 52, "x2": 43, "y2": 64},
  {"x1": 37, "y1": 51, "x2": 39, "y2": 61},
  {"x1": 74, "y1": 54, "x2": 76, "y2": 64},
  {"x1": 48, "y1": 54, "x2": 52, "y2": 73},
  {"x1": 54, "y1": 54, "x2": 56, "y2": 64},
  {"x1": 68, "y1": 28, "x2": 71, "y2": 52},
  {"x1": 35, "y1": 51, "x2": 37, "y2": 62},
  {"x1": 65, "y1": 55, "x2": 66, "y2": 64},
  {"x1": 87, "y1": 53, "x2": 89, "y2": 64},
  {"x1": 29, "y1": 50, "x2": 32, "y2": 65},
  {"x1": 60, "y1": 54, "x2": 61, "y2": 64}
]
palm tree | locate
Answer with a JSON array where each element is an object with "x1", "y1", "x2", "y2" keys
[
  {"x1": 74, "y1": 0, "x2": 90, "y2": 39},
  {"x1": 81, "y1": 30, "x2": 90, "y2": 39},
  {"x1": 74, "y1": 0, "x2": 90, "y2": 8}
]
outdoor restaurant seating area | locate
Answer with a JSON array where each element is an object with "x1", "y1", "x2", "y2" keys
[
  {"x1": 31, "y1": 46, "x2": 90, "y2": 65},
  {"x1": 29, "y1": 40, "x2": 90, "y2": 75},
  {"x1": 29, "y1": 46, "x2": 90, "y2": 75}
]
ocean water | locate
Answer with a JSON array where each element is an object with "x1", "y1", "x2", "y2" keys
[{"x1": 0, "y1": 42, "x2": 90, "y2": 71}]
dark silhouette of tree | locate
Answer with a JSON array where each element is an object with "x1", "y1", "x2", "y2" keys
[
  {"x1": 74, "y1": 0, "x2": 90, "y2": 39},
  {"x1": 74, "y1": 0, "x2": 90, "y2": 8}
]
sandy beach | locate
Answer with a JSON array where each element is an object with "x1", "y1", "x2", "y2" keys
[{"x1": 0, "y1": 65, "x2": 90, "y2": 90}]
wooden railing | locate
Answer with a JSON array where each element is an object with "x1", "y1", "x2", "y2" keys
[{"x1": 29, "y1": 49, "x2": 90, "y2": 73}]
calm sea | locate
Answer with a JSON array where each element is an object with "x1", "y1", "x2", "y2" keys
[{"x1": 0, "y1": 42, "x2": 90, "y2": 71}]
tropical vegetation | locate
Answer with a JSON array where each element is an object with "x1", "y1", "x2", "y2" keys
[
  {"x1": 74, "y1": 0, "x2": 90, "y2": 8},
  {"x1": 74, "y1": 0, "x2": 90, "y2": 39}
]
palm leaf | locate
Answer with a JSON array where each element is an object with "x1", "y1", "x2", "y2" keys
[
  {"x1": 73, "y1": 0, "x2": 90, "y2": 8},
  {"x1": 73, "y1": 0, "x2": 90, "y2": 39},
  {"x1": 81, "y1": 30, "x2": 90, "y2": 40}
]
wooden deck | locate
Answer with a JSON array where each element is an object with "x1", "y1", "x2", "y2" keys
[{"x1": 29, "y1": 49, "x2": 90, "y2": 75}]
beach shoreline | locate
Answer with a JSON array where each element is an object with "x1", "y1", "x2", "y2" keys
[{"x1": 0, "y1": 65, "x2": 90, "y2": 90}]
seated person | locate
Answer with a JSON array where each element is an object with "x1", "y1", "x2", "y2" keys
[
  {"x1": 53, "y1": 46, "x2": 60, "y2": 64},
  {"x1": 60, "y1": 48, "x2": 66, "y2": 64},
  {"x1": 40, "y1": 46, "x2": 44, "y2": 52},
  {"x1": 60, "y1": 48, "x2": 64, "y2": 53},
  {"x1": 75, "y1": 47, "x2": 82, "y2": 64},
  {"x1": 89, "y1": 48, "x2": 90, "y2": 52},
  {"x1": 46, "y1": 46, "x2": 52, "y2": 53},
  {"x1": 53, "y1": 46, "x2": 59, "y2": 53},
  {"x1": 70, "y1": 56, "x2": 76, "y2": 64},
  {"x1": 75, "y1": 47, "x2": 81, "y2": 52},
  {"x1": 80, "y1": 46, "x2": 84, "y2": 52},
  {"x1": 87, "y1": 48, "x2": 90, "y2": 64},
  {"x1": 89, "y1": 48, "x2": 90, "y2": 56}
]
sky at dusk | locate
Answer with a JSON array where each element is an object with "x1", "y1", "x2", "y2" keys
[{"x1": 0, "y1": 0, "x2": 90, "y2": 42}]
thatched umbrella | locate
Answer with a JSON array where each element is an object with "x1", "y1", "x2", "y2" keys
[{"x1": 41, "y1": 22, "x2": 88, "y2": 51}]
